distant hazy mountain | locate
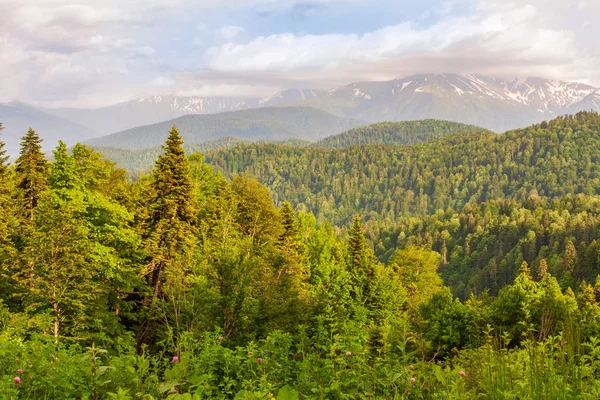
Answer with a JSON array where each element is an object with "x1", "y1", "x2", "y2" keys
[
  {"x1": 300, "y1": 74, "x2": 600, "y2": 132},
  {"x1": 259, "y1": 89, "x2": 326, "y2": 106},
  {"x1": 86, "y1": 107, "x2": 365, "y2": 150},
  {"x1": 0, "y1": 102, "x2": 97, "y2": 156},
  {"x1": 4, "y1": 74, "x2": 600, "y2": 154},
  {"x1": 46, "y1": 89, "x2": 325, "y2": 135}
]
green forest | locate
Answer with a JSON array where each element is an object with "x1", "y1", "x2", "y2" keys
[{"x1": 3, "y1": 113, "x2": 600, "y2": 399}]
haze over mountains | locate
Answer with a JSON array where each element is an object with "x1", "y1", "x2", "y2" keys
[
  {"x1": 1, "y1": 73, "x2": 600, "y2": 155},
  {"x1": 86, "y1": 107, "x2": 364, "y2": 150}
]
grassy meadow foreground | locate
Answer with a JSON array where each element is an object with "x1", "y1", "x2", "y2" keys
[{"x1": 3, "y1": 113, "x2": 600, "y2": 399}]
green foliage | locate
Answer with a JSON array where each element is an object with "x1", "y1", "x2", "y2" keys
[
  {"x1": 14, "y1": 128, "x2": 49, "y2": 222},
  {"x1": 204, "y1": 111, "x2": 600, "y2": 228},
  {"x1": 2, "y1": 114, "x2": 600, "y2": 398},
  {"x1": 316, "y1": 120, "x2": 489, "y2": 148}
]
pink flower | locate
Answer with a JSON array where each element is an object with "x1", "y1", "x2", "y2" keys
[
  {"x1": 171, "y1": 356, "x2": 179, "y2": 363},
  {"x1": 15, "y1": 358, "x2": 19, "y2": 362},
  {"x1": 247, "y1": 351, "x2": 253, "y2": 356},
  {"x1": 218, "y1": 336, "x2": 224, "y2": 341},
  {"x1": 459, "y1": 370, "x2": 466, "y2": 377},
  {"x1": 17, "y1": 369, "x2": 24, "y2": 374},
  {"x1": 410, "y1": 377, "x2": 416, "y2": 383},
  {"x1": 256, "y1": 358, "x2": 263, "y2": 364},
  {"x1": 14, "y1": 376, "x2": 21, "y2": 385},
  {"x1": 409, "y1": 365, "x2": 415, "y2": 370},
  {"x1": 345, "y1": 351, "x2": 352, "y2": 356}
]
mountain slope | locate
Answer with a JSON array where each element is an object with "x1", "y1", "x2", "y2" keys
[
  {"x1": 301, "y1": 74, "x2": 600, "y2": 132},
  {"x1": 49, "y1": 96, "x2": 259, "y2": 136},
  {"x1": 315, "y1": 120, "x2": 490, "y2": 148},
  {"x1": 86, "y1": 107, "x2": 365, "y2": 150},
  {"x1": 0, "y1": 102, "x2": 98, "y2": 155},
  {"x1": 47, "y1": 89, "x2": 326, "y2": 135},
  {"x1": 203, "y1": 111, "x2": 600, "y2": 226}
]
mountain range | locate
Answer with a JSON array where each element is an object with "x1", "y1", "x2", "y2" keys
[
  {"x1": 0, "y1": 102, "x2": 97, "y2": 155},
  {"x1": 86, "y1": 107, "x2": 364, "y2": 150},
  {"x1": 302, "y1": 74, "x2": 600, "y2": 131},
  {"x1": 1, "y1": 73, "x2": 600, "y2": 155}
]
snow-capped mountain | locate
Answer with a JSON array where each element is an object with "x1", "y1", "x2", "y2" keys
[
  {"x1": 260, "y1": 88, "x2": 326, "y2": 106},
  {"x1": 135, "y1": 95, "x2": 260, "y2": 114},
  {"x1": 5, "y1": 74, "x2": 599, "y2": 152},
  {"x1": 46, "y1": 89, "x2": 325, "y2": 136},
  {"x1": 500, "y1": 76, "x2": 596, "y2": 113},
  {"x1": 302, "y1": 73, "x2": 600, "y2": 132}
]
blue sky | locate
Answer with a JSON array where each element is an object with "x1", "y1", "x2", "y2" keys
[{"x1": 0, "y1": 0, "x2": 598, "y2": 107}]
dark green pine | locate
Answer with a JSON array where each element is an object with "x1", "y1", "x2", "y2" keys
[
  {"x1": 0, "y1": 122, "x2": 9, "y2": 174},
  {"x1": 15, "y1": 128, "x2": 49, "y2": 222},
  {"x1": 145, "y1": 124, "x2": 197, "y2": 301},
  {"x1": 348, "y1": 214, "x2": 367, "y2": 272},
  {"x1": 279, "y1": 201, "x2": 301, "y2": 251},
  {"x1": 151, "y1": 124, "x2": 196, "y2": 225}
]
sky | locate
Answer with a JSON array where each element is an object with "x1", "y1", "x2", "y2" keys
[{"x1": 0, "y1": 0, "x2": 598, "y2": 108}]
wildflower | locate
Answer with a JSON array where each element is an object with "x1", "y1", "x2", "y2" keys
[
  {"x1": 248, "y1": 351, "x2": 253, "y2": 356},
  {"x1": 17, "y1": 369, "x2": 24, "y2": 374},
  {"x1": 345, "y1": 351, "x2": 352, "y2": 356},
  {"x1": 15, "y1": 358, "x2": 19, "y2": 362},
  {"x1": 410, "y1": 377, "x2": 416, "y2": 383},
  {"x1": 218, "y1": 336, "x2": 224, "y2": 341},
  {"x1": 257, "y1": 358, "x2": 263, "y2": 364},
  {"x1": 459, "y1": 370, "x2": 466, "y2": 377},
  {"x1": 409, "y1": 365, "x2": 415, "y2": 370},
  {"x1": 14, "y1": 376, "x2": 21, "y2": 385},
  {"x1": 171, "y1": 356, "x2": 179, "y2": 363}
]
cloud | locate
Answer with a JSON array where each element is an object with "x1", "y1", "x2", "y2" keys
[
  {"x1": 217, "y1": 25, "x2": 246, "y2": 40},
  {"x1": 200, "y1": 0, "x2": 599, "y2": 86},
  {"x1": 0, "y1": 0, "x2": 598, "y2": 107}
]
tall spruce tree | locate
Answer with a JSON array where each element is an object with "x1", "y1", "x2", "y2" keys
[
  {"x1": 15, "y1": 128, "x2": 49, "y2": 222},
  {"x1": 0, "y1": 122, "x2": 8, "y2": 174},
  {"x1": 145, "y1": 124, "x2": 197, "y2": 304},
  {"x1": 0, "y1": 122, "x2": 16, "y2": 300},
  {"x1": 347, "y1": 215, "x2": 375, "y2": 302}
]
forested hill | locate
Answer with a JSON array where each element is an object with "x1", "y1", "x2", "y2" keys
[
  {"x1": 86, "y1": 106, "x2": 365, "y2": 150},
  {"x1": 92, "y1": 118, "x2": 486, "y2": 172},
  {"x1": 314, "y1": 120, "x2": 490, "y2": 148},
  {"x1": 92, "y1": 137, "x2": 245, "y2": 177},
  {"x1": 205, "y1": 112, "x2": 600, "y2": 226}
]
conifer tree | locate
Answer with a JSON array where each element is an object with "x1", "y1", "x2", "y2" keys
[
  {"x1": 538, "y1": 259, "x2": 549, "y2": 281},
  {"x1": 0, "y1": 122, "x2": 16, "y2": 300},
  {"x1": 347, "y1": 215, "x2": 376, "y2": 302},
  {"x1": 349, "y1": 215, "x2": 367, "y2": 273},
  {"x1": 15, "y1": 128, "x2": 49, "y2": 222},
  {"x1": 0, "y1": 122, "x2": 8, "y2": 174},
  {"x1": 145, "y1": 124, "x2": 197, "y2": 303},
  {"x1": 279, "y1": 201, "x2": 308, "y2": 277}
]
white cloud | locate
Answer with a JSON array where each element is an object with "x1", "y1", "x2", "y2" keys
[
  {"x1": 217, "y1": 25, "x2": 246, "y2": 40},
  {"x1": 201, "y1": 1, "x2": 599, "y2": 87},
  {"x1": 0, "y1": 0, "x2": 599, "y2": 107},
  {"x1": 151, "y1": 76, "x2": 176, "y2": 86}
]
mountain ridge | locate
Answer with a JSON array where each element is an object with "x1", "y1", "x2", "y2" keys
[{"x1": 86, "y1": 106, "x2": 366, "y2": 150}]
